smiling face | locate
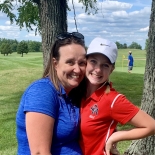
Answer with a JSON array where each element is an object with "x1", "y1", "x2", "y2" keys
[
  {"x1": 53, "y1": 43, "x2": 86, "y2": 94},
  {"x1": 86, "y1": 53, "x2": 114, "y2": 88}
]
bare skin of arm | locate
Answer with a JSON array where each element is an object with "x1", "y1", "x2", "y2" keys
[
  {"x1": 26, "y1": 112, "x2": 54, "y2": 155},
  {"x1": 127, "y1": 59, "x2": 130, "y2": 66},
  {"x1": 105, "y1": 110, "x2": 155, "y2": 155}
]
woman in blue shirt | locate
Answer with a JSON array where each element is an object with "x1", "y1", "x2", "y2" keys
[{"x1": 16, "y1": 32, "x2": 87, "y2": 155}]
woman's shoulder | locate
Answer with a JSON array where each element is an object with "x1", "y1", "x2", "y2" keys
[
  {"x1": 104, "y1": 87, "x2": 124, "y2": 104},
  {"x1": 25, "y1": 77, "x2": 57, "y2": 94}
]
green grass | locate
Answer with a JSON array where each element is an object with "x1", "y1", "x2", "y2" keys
[
  {"x1": 0, "y1": 50, "x2": 146, "y2": 155},
  {"x1": 0, "y1": 52, "x2": 43, "y2": 155},
  {"x1": 110, "y1": 72, "x2": 144, "y2": 154}
]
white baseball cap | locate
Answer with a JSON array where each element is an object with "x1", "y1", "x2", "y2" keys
[{"x1": 87, "y1": 37, "x2": 118, "y2": 63}]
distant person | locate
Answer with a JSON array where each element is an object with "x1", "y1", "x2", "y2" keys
[
  {"x1": 79, "y1": 37, "x2": 155, "y2": 155},
  {"x1": 128, "y1": 51, "x2": 134, "y2": 73},
  {"x1": 16, "y1": 32, "x2": 87, "y2": 155}
]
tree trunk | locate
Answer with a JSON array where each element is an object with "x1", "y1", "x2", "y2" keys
[
  {"x1": 124, "y1": 0, "x2": 155, "y2": 154},
  {"x1": 38, "y1": 0, "x2": 67, "y2": 68}
]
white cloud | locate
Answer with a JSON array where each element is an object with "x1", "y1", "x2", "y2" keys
[
  {"x1": 25, "y1": 33, "x2": 35, "y2": 37},
  {"x1": 68, "y1": 0, "x2": 86, "y2": 13},
  {"x1": 68, "y1": 0, "x2": 83, "y2": 8},
  {"x1": 98, "y1": 1, "x2": 132, "y2": 11},
  {"x1": 129, "y1": 7, "x2": 150, "y2": 17},
  {"x1": 0, "y1": 25, "x2": 19, "y2": 31},
  {"x1": 5, "y1": 21, "x2": 11, "y2": 25},
  {"x1": 6, "y1": 31, "x2": 20, "y2": 37},
  {"x1": 67, "y1": 1, "x2": 151, "y2": 49},
  {"x1": 0, "y1": 0, "x2": 5, "y2": 4},
  {"x1": 112, "y1": 11, "x2": 128, "y2": 17},
  {"x1": 133, "y1": 0, "x2": 152, "y2": 7},
  {"x1": 0, "y1": 0, "x2": 152, "y2": 49},
  {"x1": 68, "y1": 18, "x2": 76, "y2": 24},
  {"x1": 102, "y1": 30, "x2": 108, "y2": 33},
  {"x1": 0, "y1": 30, "x2": 20, "y2": 39},
  {"x1": 0, "y1": 25, "x2": 12, "y2": 31},
  {"x1": 81, "y1": 27, "x2": 89, "y2": 31},
  {"x1": 25, "y1": 32, "x2": 40, "y2": 38},
  {"x1": 0, "y1": 12, "x2": 7, "y2": 19},
  {"x1": 139, "y1": 26, "x2": 149, "y2": 32}
]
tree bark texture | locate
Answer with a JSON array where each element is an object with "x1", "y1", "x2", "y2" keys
[
  {"x1": 124, "y1": 0, "x2": 155, "y2": 154},
  {"x1": 38, "y1": 0, "x2": 67, "y2": 68}
]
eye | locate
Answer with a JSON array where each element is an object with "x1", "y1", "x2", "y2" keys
[
  {"x1": 66, "y1": 60, "x2": 74, "y2": 66},
  {"x1": 79, "y1": 60, "x2": 86, "y2": 66},
  {"x1": 102, "y1": 64, "x2": 110, "y2": 68},
  {"x1": 90, "y1": 59, "x2": 97, "y2": 64}
]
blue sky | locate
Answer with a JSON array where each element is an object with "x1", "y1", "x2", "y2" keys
[{"x1": 0, "y1": 0, "x2": 152, "y2": 49}]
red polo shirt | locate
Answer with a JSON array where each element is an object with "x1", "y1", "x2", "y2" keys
[{"x1": 79, "y1": 84, "x2": 139, "y2": 155}]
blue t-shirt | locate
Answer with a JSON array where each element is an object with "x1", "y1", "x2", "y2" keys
[
  {"x1": 128, "y1": 55, "x2": 134, "y2": 66},
  {"x1": 16, "y1": 77, "x2": 82, "y2": 155}
]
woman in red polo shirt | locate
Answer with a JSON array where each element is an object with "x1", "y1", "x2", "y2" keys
[{"x1": 79, "y1": 37, "x2": 155, "y2": 155}]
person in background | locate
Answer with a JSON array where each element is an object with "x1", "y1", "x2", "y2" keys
[
  {"x1": 79, "y1": 37, "x2": 155, "y2": 155},
  {"x1": 16, "y1": 32, "x2": 87, "y2": 155},
  {"x1": 128, "y1": 51, "x2": 134, "y2": 73}
]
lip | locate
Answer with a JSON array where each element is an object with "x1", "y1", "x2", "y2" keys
[
  {"x1": 91, "y1": 73, "x2": 102, "y2": 78},
  {"x1": 69, "y1": 74, "x2": 80, "y2": 79}
]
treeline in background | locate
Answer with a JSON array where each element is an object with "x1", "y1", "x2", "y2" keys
[
  {"x1": 115, "y1": 41, "x2": 142, "y2": 50},
  {"x1": 0, "y1": 38, "x2": 147, "y2": 57},
  {"x1": 0, "y1": 38, "x2": 42, "y2": 57}
]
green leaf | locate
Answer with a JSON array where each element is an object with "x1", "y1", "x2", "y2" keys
[
  {"x1": 0, "y1": 0, "x2": 16, "y2": 24},
  {"x1": 0, "y1": 0, "x2": 40, "y2": 34}
]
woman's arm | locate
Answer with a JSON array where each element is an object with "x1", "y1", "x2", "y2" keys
[
  {"x1": 26, "y1": 112, "x2": 54, "y2": 155},
  {"x1": 105, "y1": 110, "x2": 155, "y2": 155}
]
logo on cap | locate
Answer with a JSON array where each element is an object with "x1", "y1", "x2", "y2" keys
[{"x1": 100, "y1": 43, "x2": 110, "y2": 47}]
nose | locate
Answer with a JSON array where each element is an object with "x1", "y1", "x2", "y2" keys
[
  {"x1": 73, "y1": 64, "x2": 81, "y2": 73},
  {"x1": 95, "y1": 66, "x2": 102, "y2": 73}
]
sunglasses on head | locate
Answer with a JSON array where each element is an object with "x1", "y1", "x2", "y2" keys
[{"x1": 56, "y1": 32, "x2": 84, "y2": 40}]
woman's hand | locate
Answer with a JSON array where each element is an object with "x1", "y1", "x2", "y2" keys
[
  {"x1": 105, "y1": 133, "x2": 120, "y2": 155},
  {"x1": 104, "y1": 138, "x2": 113, "y2": 155},
  {"x1": 110, "y1": 143, "x2": 120, "y2": 155}
]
